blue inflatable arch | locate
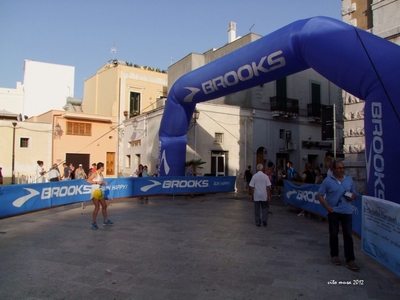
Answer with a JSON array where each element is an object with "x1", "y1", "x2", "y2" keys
[{"x1": 158, "y1": 16, "x2": 400, "y2": 204}]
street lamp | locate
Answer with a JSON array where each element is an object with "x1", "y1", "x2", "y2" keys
[
  {"x1": 193, "y1": 109, "x2": 200, "y2": 159},
  {"x1": 11, "y1": 122, "x2": 17, "y2": 184},
  {"x1": 54, "y1": 123, "x2": 62, "y2": 137}
]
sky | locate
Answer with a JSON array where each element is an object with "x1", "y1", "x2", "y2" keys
[{"x1": 0, "y1": 0, "x2": 342, "y2": 99}]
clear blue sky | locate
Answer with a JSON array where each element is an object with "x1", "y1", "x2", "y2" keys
[{"x1": 0, "y1": 0, "x2": 341, "y2": 98}]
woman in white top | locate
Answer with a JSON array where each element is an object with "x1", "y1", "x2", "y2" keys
[
  {"x1": 86, "y1": 162, "x2": 112, "y2": 230},
  {"x1": 36, "y1": 160, "x2": 46, "y2": 183},
  {"x1": 48, "y1": 164, "x2": 61, "y2": 182}
]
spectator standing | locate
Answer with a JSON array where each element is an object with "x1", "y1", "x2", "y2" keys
[
  {"x1": 142, "y1": 166, "x2": 150, "y2": 203},
  {"x1": 186, "y1": 163, "x2": 201, "y2": 198},
  {"x1": 36, "y1": 160, "x2": 46, "y2": 183},
  {"x1": 189, "y1": 163, "x2": 201, "y2": 176},
  {"x1": 315, "y1": 167, "x2": 324, "y2": 184},
  {"x1": 249, "y1": 164, "x2": 272, "y2": 227},
  {"x1": 276, "y1": 164, "x2": 285, "y2": 198},
  {"x1": 75, "y1": 164, "x2": 87, "y2": 179},
  {"x1": 265, "y1": 162, "x2": 275, "y2": 196},
  {"x1": 48, "y1": 164, "x2": 61, "y2": 182},
  {"x1": 325, "y1": 156, "x2": 334, "y2": 177},
  {"x1": 297, "y1": 162, "x2": 316, "y2": 217},
  {"x1": 286, "y1": 161, "x2": 295, "y2": 181},
  {"x1": 0, "y1": 166, "x2": 3, "y2": 185},
  {"x1": 302, "y1": 162, "x2": 316, "y2": 184},
  {"x1": 317, "y1": 161, "x2": 359, "y2": 271},
  {"x1": 89, "y1": 163, "x2": 97, "y2": 176},
  {"x1": 135, "y1": 164, "x2": 144, "y2": 177},
  {"x1": 153, "y1": 164, "x2": 159, "y2": 177},
  {"x1": 142, "y1": 165, "x2": 149, "y2": 177},
  {"x1": 62, "y1": 163, "x2": 70, "y2": 180},
  {"x1": 243, "y1": 165, "x2": 253, "y2": 194},
  {"x1": 69, "y1": 163, "x2": 75, "y2": 180}
]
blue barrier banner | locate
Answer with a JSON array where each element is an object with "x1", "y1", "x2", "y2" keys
[
  {"x1": 0, "y1": 176, "x2": 236, "y2": 218},
  {"x1": 362, "y1": 196, "x2": 400, "y2": 277},
  {"x1": 131, "y1": 176, "x2": 235, "y2": 196},
  {"x1": 283, "y1": 181, "x2": 362, "y2": 236}
]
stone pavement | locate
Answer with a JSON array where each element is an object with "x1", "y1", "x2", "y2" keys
[{"x1": 0, "y1": 192, "x2": 399, "y2": 300}]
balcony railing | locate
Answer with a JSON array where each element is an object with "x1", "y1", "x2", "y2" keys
[
  {"x1": 270, "y1": 96, "x2": 299, "y2": 117},
  {"x1": 307, "y1": 103, "x2": 329, "y2": 122}
]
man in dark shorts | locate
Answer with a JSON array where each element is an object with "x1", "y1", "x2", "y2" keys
[{"x1": 244, "y1": 165, "x2": 253, "y2": 194}]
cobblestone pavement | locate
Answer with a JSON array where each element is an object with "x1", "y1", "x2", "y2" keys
[{"x1": 0, "y1": 192, "x2": 399, "y2": 300}]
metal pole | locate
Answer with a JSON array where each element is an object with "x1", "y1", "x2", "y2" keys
[
  {"x1": 11, "y1": 122, "x2": 17, "y2": 184},
  {"x1": 333, "y1": 104, "x2": 336, "y2": 161},
  {"x1": 244, "y1": 118, "x2": 247, "y2": 169},
  {"x1": 193, "y1": 119, "x2": 197, "y2": 160}
]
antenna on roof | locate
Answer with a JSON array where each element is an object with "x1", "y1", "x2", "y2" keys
[
  {"x1": 111, "y1": 43, "x2": 116, "y2": 60},
  {"x1": 249, "y1": 24, "x2": 255, "y2": 33}
]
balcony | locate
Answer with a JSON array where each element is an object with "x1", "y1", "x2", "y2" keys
[
  {"x1": 307, "y1": 103, "x2": 329, "y2": 122},
  {"x1": 270, "y1": 97, "x2": 299, "y2": 118}
]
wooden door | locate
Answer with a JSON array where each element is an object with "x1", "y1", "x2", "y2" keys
[{"x1": 106, "y1": 152, "x2": 115, "y2": 176}]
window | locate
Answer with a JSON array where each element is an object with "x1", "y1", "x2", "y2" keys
[
  {"x1": 311, "y1": 82, "x2": 321, "y2": 104},
  {"x1": 125, "y1": 155, "x2": 131, "y2": 168},
  {"x1": 279, "y1": 129, "x2": 285, "y2": 139},
  {"x1": 66, "y1": 121, "x2": 92, "y2": 136},
  {"x1": 215, "y1": 133, "x2": 223, "y2": 144},
  {"x1": 130, "y1": 92, "x2": 141, "y2": 117},
  {"x1": 276, "y1": 77, "x2": 287, "y2": 98},
  {"x1": 20, "y1": 137, "x2": 29, "y2": 148}
]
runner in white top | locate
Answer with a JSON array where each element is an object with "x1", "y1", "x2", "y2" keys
[{"x1": 86, "y1": 162, "x2": 112, "y2": 229}]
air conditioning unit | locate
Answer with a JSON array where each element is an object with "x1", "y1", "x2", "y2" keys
[
  {"x1": 287, "y1": 141, "x2": 296, "y2": 151},
  {"x1": 156, "y1": 97, "x2": 167, "y2": 108}
]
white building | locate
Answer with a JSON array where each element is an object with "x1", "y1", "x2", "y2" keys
[
  {"x1": 0, "y1": 120, "x2": 52, "y2": 184},
  {"x1": 23, "y1": 60, "x2": 74, "y2": 118},
  {"x1": 0, "y1": 82, "x2": 24, "y2": 116}
]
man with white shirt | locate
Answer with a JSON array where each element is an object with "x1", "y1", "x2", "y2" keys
[{"x1": 249, "y1": 164, "x2": 272, "y2": 227}]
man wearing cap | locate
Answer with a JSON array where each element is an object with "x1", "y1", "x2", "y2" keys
[
  {"x1": 75, "y1": 164, "x2": 87, "y2": 179},
  {"x1": 48, "y1": 164, "x2": 61, "y2": 182}
]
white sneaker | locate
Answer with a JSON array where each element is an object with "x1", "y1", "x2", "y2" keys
[{"x1": 297, "y1": 211, "x2": 304, "y2": 217}]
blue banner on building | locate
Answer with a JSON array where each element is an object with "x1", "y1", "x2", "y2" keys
[
  {"x1": 0, "y1": 176, "x2": 236, "y2": 219},
  {"x1": 283, "y1": 180, "x2": 362, "y2": 236}
]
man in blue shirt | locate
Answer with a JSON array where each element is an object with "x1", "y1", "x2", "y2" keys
[
  {"x1": 286, "y1": 161, "x2": 295, "y2": 181},
  {"x1": 317, "y1": 161, "x2": 359, "y2": 271}
]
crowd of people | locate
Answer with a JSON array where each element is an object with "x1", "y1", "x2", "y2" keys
[
  {"x1": 244, "y1": 160, "x2": 332, "y2": 197},
  {"x1": 34, "y1": 160, "x2": 97, "y2": 182}
]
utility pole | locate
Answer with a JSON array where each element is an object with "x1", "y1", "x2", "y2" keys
[{"x1": 11, "y1": 122, "x2": 17, "y2": 184}]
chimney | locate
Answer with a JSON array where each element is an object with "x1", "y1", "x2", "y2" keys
[{"x1": 228, "y1": 21, "x2": 236, "y2": 43}]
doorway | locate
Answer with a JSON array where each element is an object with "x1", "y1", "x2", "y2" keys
[
  {"x1": 211, "y1": 151, "x2": 226, "y2": 176},
  {"x1": 106, "y1": 152, "x2": 115, "y2": 176},
  {"x1": 276, "y1": 153, "x2": 289, "y2": 171},
  {"x1": 256, "y1": 147, "x2": 268, "y2": 168},
  {"x1": 65, "y1": 153, "x2": 90, "y2": 174}
]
